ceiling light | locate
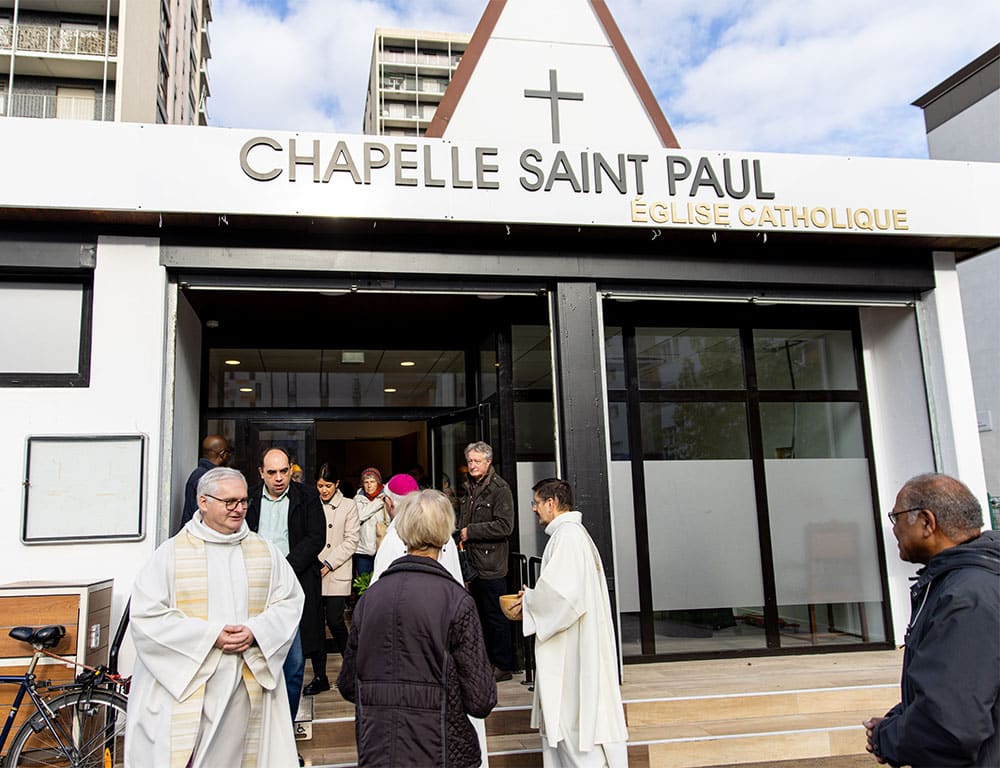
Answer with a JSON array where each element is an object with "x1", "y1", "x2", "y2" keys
[
  {"x1": 400, "y1": 361, "x2": 415, "y2": 367},
  {"x1": 384, "y1": 387, "x2": 397, "y2": 393},
  {"x1": 342, "y1": 351, "x2": 365, "y2": 364},
  {"x1": 225, "y1": 359, "x2": 241, "y2": 366},
  {"x1": 239, "y1": 387, "x2": 253, "y2": 393}
]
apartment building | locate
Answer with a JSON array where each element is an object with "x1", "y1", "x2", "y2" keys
[
  {"x1": 363, "y1": 27, "x2": 470, "y2": 136},
  {"x1": 0, "y1": 0, "x2": 211, "y2": 125}
]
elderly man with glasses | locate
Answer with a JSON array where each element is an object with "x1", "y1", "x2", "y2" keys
[
  {"x1": 864, "y1": 473, "x2": 999, "y2": 768},
  {"x1": 126, "y1": 466, "x2": 303, "y2": 768}
]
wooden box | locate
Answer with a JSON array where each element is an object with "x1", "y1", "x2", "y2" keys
[{"x1": 0, "y1": 579, "x2": 114, "y2": 743}]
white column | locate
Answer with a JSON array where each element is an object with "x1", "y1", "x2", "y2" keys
[{"x1": 916, "y1": 251, "x2": 989, "y2": 507}]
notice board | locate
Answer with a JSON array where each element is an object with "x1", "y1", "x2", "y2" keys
[{"x1": 22, "y1": 434, "x2": 145, "y2": 543}]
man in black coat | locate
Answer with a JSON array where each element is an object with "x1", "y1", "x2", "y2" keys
[
  {"x1": 246, "y1": 447, "x2": 325, "y2": 722},
  {"x1": 456, "y1": 441, "x2": 515, "y2": 681},
  {"x1": 865, "y1": 473, "x2": 999, "y2": 768}
]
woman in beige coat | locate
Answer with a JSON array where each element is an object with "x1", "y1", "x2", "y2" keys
[{"x1": 303, "y1": 463, "x2": 360, "y2": 696}]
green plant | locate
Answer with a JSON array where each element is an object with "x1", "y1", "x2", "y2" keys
[{"x1": 352, "y1": 571, "x2": 372, "y2": 595}]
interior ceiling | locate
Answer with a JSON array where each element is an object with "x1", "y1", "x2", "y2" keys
[{"x1": 184, "y1": 289, "x2": 547, "y2": 349}]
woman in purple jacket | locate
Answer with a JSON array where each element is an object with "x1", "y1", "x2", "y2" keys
[{"x1": 338, "y1": 490, "x2": 497, "y2": 768}]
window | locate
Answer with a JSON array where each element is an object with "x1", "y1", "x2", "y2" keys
[
  {"x1": 56, "y1": 87, "x2": 96, "y2": 120},
  {"x1": 0, "y1": 278, "x2": 92, "y2": 386}
]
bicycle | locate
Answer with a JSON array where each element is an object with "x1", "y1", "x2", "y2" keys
[{"x1": 0, "y1": 623, "x2": 129, "y2": 767}]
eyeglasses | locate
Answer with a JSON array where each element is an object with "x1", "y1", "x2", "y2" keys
[
  {"x1": 887, "y1": 507, "x2": 923, "y2": 525},
  {"x1": 204, "y1": 495, "x2": 249, "y2": 512}
]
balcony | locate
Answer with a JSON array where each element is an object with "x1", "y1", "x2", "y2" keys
[
  {"x1": 1, "y1": 91, "x2": 115, "y2": 121},
  {"x1": 0, "y1": 24, "x2": 118, "y2": 57},
  {"x1": 380, "y1": 50, "x2": 461, "y2": 68}
]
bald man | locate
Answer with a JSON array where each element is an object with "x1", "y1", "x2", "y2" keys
[{"x1": 179, "y1": 435, "x2": 233, "y2": 530}]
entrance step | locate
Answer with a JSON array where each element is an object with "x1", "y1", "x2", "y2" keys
[{"x1": 298, "y1": 650, "x2": 902, "y2": 767}]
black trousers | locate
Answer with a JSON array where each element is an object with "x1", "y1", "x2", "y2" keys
[
  {"x1": 310, "y1": 594, "x2": 348, "y2": 678},
  {"x1": 470, "y1": 576, "x2": 513, "y2": 672}
]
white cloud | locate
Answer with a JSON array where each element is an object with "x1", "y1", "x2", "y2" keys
[{"x1": 208, "y1": 0, "x2": 1000, "y2": 158}]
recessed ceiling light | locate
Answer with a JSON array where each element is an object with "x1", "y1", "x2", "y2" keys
[
  {"x1": 384, "y1": 387, "x2": 397, "y2": 393},
  {"x1": 400, "y1": 361, "x2": 415, "y2": 367},
  {"x1": 225, "y1": 359, "x2": 241, "y2": 366},
  {"x1": 239, "y1": 387, "x2": 253, "y2": 393}
]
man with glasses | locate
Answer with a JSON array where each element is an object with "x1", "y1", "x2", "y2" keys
[
  {"x1": 179, "y1": 434, "x2": 233, "y2": 530},
  {"x1": 246, "y1": 447, "x2": 325, "y2": 730},
  {"x1": 457, "y1": 441, "x2": 516, "y2": 682},
  {"x1": 507, "y1": 478, "x2": 628, "y2": 767},
  {"x1": 864, "y1": 473, "x2": 999, "y2": 767},
  {"x1": 126, "y1": 467, "x2": 303, "y2": 767}
]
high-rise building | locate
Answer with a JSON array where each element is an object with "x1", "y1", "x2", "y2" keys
[
  {"x1": 363, "y1": 27, "x2": 469, "y2": 136},
  {"x1": 0, "y1": 0, "x2": 211, "y2": 125}
]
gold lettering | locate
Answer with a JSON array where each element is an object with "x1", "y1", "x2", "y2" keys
[
  {"x1": 873, "y1": 208, "x2": 892, "y2": 231},
  {"x1": 739, "y1": 205, "x2": 756, "y2": 226},
  {"x1": 649, "y1": 202, "x2": 669, "y2": 224},
  {"x1": 791, "y1": 207, "x2": 809, "y2": 228},
  {"x1": 631, "y1": 198, "x2": 649, "y2": 223},
  {"x1": 893, "y1": 209, "x2": 909, "y2": 230},
  {"x1": 694, "y1": 203, "x2": 712, "y2": 225},
  {"x1": 810, "y1": 207, "x2": 829, "y2": 228},
  {"x1": 714, "y1": 204, "x2": 730, "y2": 226},
  {"x1": 853, "y1": 208, "x2": 874, "y2": 231}
]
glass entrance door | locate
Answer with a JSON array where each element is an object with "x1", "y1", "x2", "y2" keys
[
  {"x1": 429, "y1": 403, "x2": 491, "y2": 504},
  {"x1": 245, "y1": 420, "x2": 316, "y2": 481}
]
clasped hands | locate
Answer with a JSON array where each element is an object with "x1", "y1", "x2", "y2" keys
[
  {"x1": 215, "y1": 624, "x2": 255, "y2": 654},
  {"x1": 862, "y1": 717, "x2": 887, "y2": 764}
]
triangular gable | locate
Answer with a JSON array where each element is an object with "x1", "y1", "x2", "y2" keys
[{"x1": 426, "y1": 0, "x2": 679, "y2": 148}]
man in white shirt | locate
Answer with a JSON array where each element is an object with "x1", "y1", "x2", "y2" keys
[{"x1": 509, "y1": 478, "x2": 628, "y2": 768}]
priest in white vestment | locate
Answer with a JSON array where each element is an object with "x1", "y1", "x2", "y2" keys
[
  {"x1": 509, "y1": 478, "x2": 629, "y2": 768},
  {"x1": 125, "y1": 467, "x2": 304, "y2": 768}
]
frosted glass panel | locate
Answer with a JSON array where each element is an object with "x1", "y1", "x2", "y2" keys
[
  {"x1": 0, "y1": 283, "x2": 82, "y2": 373},
  {"x1": 611, "y1": 461, "x2": 639, "y2": 613},
  {"x1": 645, "y1": 460, "x2": 764, "y2": 610},
  {"x1": 516, "y1": 461, "x2": 555, "y2": 559},
  {"x1": 754, "y1": 329, "x2": 857, "y2": 389},
  {"x1": 766, "y1": 458, "x2": 882, "y2": 605}
]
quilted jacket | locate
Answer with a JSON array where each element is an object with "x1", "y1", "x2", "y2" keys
[{"x1": 337, "y1": 555, "x2": 497, "y2": 767}]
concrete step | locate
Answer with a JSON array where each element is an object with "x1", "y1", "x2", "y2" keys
[{"x1": 298, "y1": 650, "x2": 903, "y2": 767}]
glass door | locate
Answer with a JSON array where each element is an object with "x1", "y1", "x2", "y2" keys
[
  {"x1": 244, "y1": 420, "x2": 316, "y2": 481},
  {"x1": 429, "y1": 403, "x2": 491, "y2": 506}
]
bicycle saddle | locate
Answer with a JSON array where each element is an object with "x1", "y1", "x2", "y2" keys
[{"x1": 9, "y1": 625, "x2": 66, "y2": 648}]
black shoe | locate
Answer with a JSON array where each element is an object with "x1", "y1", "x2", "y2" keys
[
  {"x1": 298, "y1": 754, "x2": 305, "y2": 767},
  {"x1": 493, "y1": 668, "x2": 513, "y2": 682},
  {"x1": 303, "y1": 675, "x2": 330, "y2": 696}
]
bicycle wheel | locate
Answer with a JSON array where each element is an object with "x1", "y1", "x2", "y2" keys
[{"x1": 6, "y1": 689, "x2": 128, "y2": 768}]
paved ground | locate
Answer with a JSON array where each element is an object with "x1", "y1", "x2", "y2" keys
[{"x1": 710, "y1": 757, "x2": 878, "y2": 768}]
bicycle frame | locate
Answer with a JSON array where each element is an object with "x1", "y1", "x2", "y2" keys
[{"x1": 0, "y1": 651, "x2": 83, "y2": 762}]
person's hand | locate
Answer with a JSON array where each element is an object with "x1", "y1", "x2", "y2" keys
[
  {"x1": 508, "y1": 585, "x2": 527, "y2": 621},
  {"x1": 215, "y1": 624, "x2": 255, "y2": 654},
  {"x1": 460, "y1": 527, "x2": 469, "y2": 542},
  {"x1": 863, "y1": 717, "x2": 887, "y2": 764},
  {"x1": 320, "y1": 564, "x2": 331, "y2": 577}
]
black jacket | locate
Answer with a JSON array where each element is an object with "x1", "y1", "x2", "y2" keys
[
  {"x1": 874, "y1": 530, "x2": 1000, "y2": 767},
  {"x1": 337, "y1": 556, "x2": 497, "y2": 768},
  {"x1": 246, "y1": 481, "x2": 326, "y2": 655},
  {"x1": 456, "y1": 469, "x2": 514, "y2": 580}
]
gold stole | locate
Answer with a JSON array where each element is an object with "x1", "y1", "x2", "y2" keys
[{"x1": 171, "y1": 530, "x2": 272, "y2": 768}]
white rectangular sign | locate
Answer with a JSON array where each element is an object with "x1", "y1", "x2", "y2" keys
[{"x1": 0, "y1": 118, "x2": 997, "y2": 240}]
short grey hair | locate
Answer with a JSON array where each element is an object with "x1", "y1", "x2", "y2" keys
[
  {"x1": 464, "y1": 441, "x2": 493, "y2": 461},
  {"x1": 395, "y1": 490, "x2": 456, "y2": 551},
  {"x1": 197, "y1": 467, "x2": 248, "y2": 499},
  {"x1": 898, "y1": 473, "x2": 983, "y2": 538}
]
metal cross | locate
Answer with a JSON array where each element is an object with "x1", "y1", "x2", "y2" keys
[{"x1": 524, "y1": 69, "x2": 584, "y2": 144}]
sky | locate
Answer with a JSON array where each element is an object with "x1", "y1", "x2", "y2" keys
[{"x1": 207, "y1": 0, "x2": 1000, "y2": 159}]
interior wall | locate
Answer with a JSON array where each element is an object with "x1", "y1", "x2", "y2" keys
[{"x1": 169, "y1": 289, "x2": 202, "y2": 535}]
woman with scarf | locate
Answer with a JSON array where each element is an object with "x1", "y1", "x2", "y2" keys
[{"x1": 353, "y1": 467, "x2": 388, "y2": 577}]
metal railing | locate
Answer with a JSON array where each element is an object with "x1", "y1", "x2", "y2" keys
[
  {"x1": 1, "y1": 92, "x2": 115, "y2": 120},
  {"x1": 0, "y1": 24, "x2": 118, "y2": 57},
  {"x1": 381, "y1": 50, "x2": 460, "y2": 67}
]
